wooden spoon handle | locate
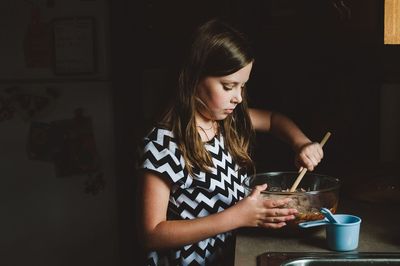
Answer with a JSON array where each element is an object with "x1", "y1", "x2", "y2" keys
[
  {"x1": 289, "y1": 132, "x2": 331, "y2": 192},
  {"x1": 319, "y1": 132, "x2": 331, "y2": 147}
]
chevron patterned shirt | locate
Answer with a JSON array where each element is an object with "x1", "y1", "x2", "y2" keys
[{"x1": 140, "y1": 127, "x2": 247, "y2": 266}]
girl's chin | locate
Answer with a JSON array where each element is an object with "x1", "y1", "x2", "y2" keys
[{"x1": 215, "y1": 114, "x2": 230, "y2": 120}]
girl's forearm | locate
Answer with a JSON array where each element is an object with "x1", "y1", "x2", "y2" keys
[
  {"x1": 248, "y1": 108, "x2": 311, "y2": 152},
  {"x1": 269, "y1": 112, "x2": 312, "y2": 152},
  {"x1": 144, "y1": 205, "x2": 241, "y2": 250}
]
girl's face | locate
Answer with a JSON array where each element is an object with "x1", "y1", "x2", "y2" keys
[{"x1": 196, "y1": 62, "x2": 253, "y2": 122}]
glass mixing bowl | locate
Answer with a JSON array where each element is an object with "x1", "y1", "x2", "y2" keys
[{"x1": 242, "y1": 172, "x2": 340, "y2": 227}]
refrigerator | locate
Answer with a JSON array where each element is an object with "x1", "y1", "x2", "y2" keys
[{"x1": 0, "y1": 1, "x2": 119, "y2": 265}]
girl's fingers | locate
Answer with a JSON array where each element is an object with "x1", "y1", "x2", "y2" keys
[
  {"x1": 264, "y1": 207, "x2": 298, "y2": 217},
  {"x1": 262, "y1": 214, "x2": 296, "y2": 223},
  {"x1": 259, "y1": 221, "x2": 288, "y2": 229},
  {"x1": 296, "y1": 142, "x2": 324, "y2": 171},
  {"x1": 262, "y1": 197, "x2": 293, "y2": 208},
  {"x1": 258, "y1": 212, "x2": 297, "y2": 228}
]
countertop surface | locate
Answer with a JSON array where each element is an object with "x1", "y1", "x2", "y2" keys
[{"x1": 234, "y1": 197, "x2": 400, "y2": 266}]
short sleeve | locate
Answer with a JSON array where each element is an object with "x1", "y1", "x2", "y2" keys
[{"x1": 139, "y1": 128, "x2": 185, "y2": 185}]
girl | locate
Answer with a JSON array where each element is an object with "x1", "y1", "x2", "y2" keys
[{"x1": 137, "y1": 18, "x2": 324, "y2": 265}]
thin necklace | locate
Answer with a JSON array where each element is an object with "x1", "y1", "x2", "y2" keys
[
  {"x1": 197, "y1": 122, "x2": 215, "y2": 141},
  {"x1": 196, "y1": 123, "x2": 214, "y2": 131}
]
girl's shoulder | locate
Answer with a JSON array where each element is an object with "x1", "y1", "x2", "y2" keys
[
  {"x1": 144, "y1": 125, "x2": 177, "y2": 148},
  {"x1": 139, "y1": 125, "x2": 186, "y2": 183}
]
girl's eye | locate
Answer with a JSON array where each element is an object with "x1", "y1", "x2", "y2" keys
[
  {"x1": 223, "y1": 84, "x2": 234, "y2": 90},
  {"x1": 222, "y1": 83, "x2": 246, "y2": 90}
]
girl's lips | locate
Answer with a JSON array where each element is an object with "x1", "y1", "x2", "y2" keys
[{"x1": 225, "y1": 109, "x2": 234, "y2": 114}]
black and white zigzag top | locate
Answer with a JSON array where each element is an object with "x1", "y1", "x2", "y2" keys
[{"x1": 140, "y1": 127, "x2": 246, "y2": 266}]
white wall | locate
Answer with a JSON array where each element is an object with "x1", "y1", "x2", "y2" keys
[
  {"x1": 0, "y1": 0, "x2": 118, "y2": 265},
  {"x1": 0, "y1": 82, "x2": 118, "y2": 266}
]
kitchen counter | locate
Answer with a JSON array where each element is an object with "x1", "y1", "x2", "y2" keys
[{"x1": 234, "y1": 197, "x2": 400, "y2": 266}]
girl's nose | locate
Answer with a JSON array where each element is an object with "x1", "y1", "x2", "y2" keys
[{"x1": 231, "y1": 89, "x2": 243, "y2": 104}]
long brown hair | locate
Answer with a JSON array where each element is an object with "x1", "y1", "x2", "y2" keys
[{"x1": 161, "y1": 18, "x2": 255, "y2": 176}]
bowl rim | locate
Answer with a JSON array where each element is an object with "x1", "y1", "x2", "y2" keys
[{"x1": 242, "y1": 171, "x2": 340, "y2": 195}]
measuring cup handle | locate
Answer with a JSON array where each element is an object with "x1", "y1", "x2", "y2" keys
[{"x1": 298, "y1": 219, "x2": 330, "y2": 228}]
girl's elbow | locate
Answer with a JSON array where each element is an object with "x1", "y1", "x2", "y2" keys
[
  {"x1": 142, "y1": 230, "x2": 162, "y2": 250},
  {"x1": 142, "y1": 238, "x2": 154, "y2": 250}
]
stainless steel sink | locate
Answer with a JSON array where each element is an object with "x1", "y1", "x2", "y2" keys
[
  {"x1": 283, "y1": 258, "x2": 400, "y2": 265},
  {"x1": 258, "y1": 252, "x2": 400, "y2": 266}
]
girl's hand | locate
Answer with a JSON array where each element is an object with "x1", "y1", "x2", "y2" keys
[
  {"x1": 234, "y1": 184, "x2": 268, "y2": 228},
  {"x1": 234, "y1": 184, "x2": 297, "y2": 228},
  {"x1": 294, "y1": 142, "x2": 323, "y2": 171},
  {"x1": 258, "y1": 198, "x2": 298, "y2": 229}
]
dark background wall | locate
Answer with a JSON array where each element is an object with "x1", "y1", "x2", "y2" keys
[{"x1": 113, "y1": 0, "x2": 384, "y2": 173}]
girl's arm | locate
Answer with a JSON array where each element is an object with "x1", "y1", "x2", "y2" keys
[
  {"x1": 139, "y1": 170, "x2": 297, "y2": 250},
  {"x1": 249, "y1": 108, "x2": 323, "y2": 171}
]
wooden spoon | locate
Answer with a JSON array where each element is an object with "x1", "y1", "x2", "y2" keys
[{"x1": 289, "y1": 132, "x2": 331, "y2": 192}]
